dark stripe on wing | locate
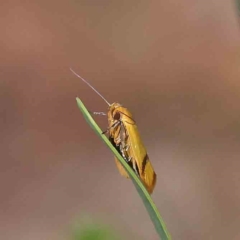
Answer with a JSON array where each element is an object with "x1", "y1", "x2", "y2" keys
[
  {"x1": 142, "y1": 153, "x2": 149, "y2": 174},
  {"x1": 152, "y1": 171, "x2": 157, "y2": 188}
]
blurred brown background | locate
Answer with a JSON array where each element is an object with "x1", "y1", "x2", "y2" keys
[{"x1": 1, "y1": 1, "x2": 240, "y2": 239}]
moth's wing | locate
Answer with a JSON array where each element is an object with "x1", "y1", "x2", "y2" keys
[
  {"x1": 126, "y1": 124, "x2": 157, "y2": 194},
  {"x1": 114, "y1": 157, "x2": 129, "y2": 178},
  {"x1": 140, "y1": 155, "x2": 157, "y2": 194}
]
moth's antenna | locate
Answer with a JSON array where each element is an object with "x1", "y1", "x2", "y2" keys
[{"x1": 70, "y1": 68, "x2": 110, "y2": 106}]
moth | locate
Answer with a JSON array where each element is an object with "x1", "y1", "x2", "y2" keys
[{"x1": 71, "y1": 69, "x2": 157, "y2": 194}]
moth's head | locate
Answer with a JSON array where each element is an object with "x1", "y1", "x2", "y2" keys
[
  {"x1": 108, "y1": 102, "x2": 135, "y2": 124},
  {"x1": 108, "y1": 102, "x2": 123, "y2": 122}
]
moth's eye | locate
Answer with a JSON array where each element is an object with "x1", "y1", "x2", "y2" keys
[{"x1": 113, "y1": 111, "x2": 121, "y2": 120}]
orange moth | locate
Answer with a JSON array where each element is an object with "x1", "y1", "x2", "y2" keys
[{"x1": 71, "y1": 69, "x2": 156, "y2": 194}]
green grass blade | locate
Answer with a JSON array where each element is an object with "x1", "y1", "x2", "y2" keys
[{"x1": 76, "y1": 98, "x2": 171, "y2": 240}]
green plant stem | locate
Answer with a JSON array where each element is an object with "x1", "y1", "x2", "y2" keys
[{"x1": 76, "y1": 98, "x2": 171, "y2": 240}]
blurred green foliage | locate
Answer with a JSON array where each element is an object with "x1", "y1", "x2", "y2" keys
[
  {"x1": 236, "y1": 0, "x2": 240, "y2": 14},
  {"x1": 71, "y1": 223, "x2": 120, "y2": 240}
]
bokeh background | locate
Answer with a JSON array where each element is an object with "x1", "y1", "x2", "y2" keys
[{"x1": 1, "y1": 1, "x2": 240, "y2": 239}]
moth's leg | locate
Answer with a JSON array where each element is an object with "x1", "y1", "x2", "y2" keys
[
  {"x1": 132, "y1": 160, "x2": 140, "y2": 177},
  {"x1": 114, "y1": 123, "x2": 123, "y2": 145},
  {"x1": 124, "y1": 144, "x2": 130, "y2": 151},
  {"x1": 102, "y1": 120, "x2": 120, "y2": 135},
  {"x1": 102, "y1": 129, "x2": 108, "y2": 135},
  {"x1": 115, "y1": 122, "x2": 128, "y2": 146},
  {"x1": 118, "y1": 123, "x2": 131, "y2": 162},
  {"x1": 121, "y1": 149, "x2": 127, "y2": 160},
  {"x1": 111, "y1": 120, "x2": 121, "y2": 129}
]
